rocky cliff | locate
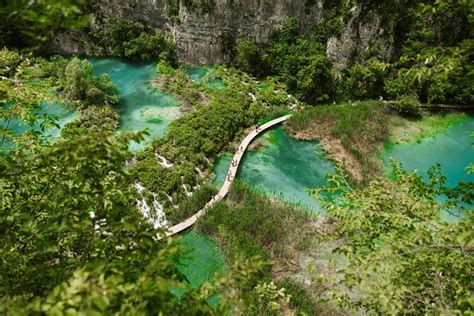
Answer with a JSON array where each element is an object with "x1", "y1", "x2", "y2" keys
[{"x1": 49, "y1": 0, "x2": 395, "y2": 67}]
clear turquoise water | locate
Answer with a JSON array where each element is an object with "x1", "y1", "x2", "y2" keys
[
  {"x1": 177, "y1": 230, "x2": 225, "y2": 307},
  {"x1": 382, "y1": 115, "x2": 474, "y2": 221},
  {"x1": 177, "y1": 230, "x2": 227, "y2": 288},
  {"x1": 185, "y1": 66, "x2": 225, "y2": 89},
  {"x1": 185, "y1": 67, "x2": 210, "y2": 83},
  {"x1": 0, "y1": 102, "x2": 76, "y2": 150},
  {"x1": 383, "y1": 116, "x2": 474, "y2": 187},
  {"x1": 89, "y1": 58, "x2": 181, "y2": 151},
  {"x1": 213, "y1": 126, "x2": 335, "y2": 212}
]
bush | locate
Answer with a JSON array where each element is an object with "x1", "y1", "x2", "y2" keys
[
  {"x1": 56, "y1": 57, "x2": 118, "y2": 107},
  {"x1": 264, "y1": 18, "x2": 335, "y2": 104},
  {"x1": 236, "y1": 38, "x2": 263, "y2": 74},
  {"x1": 123, "y1": 31, "x2": 175, "y2": 61},
  {"x1": 342, "y1": 58, "x2": 390, "y2": 100},
  {"x1": 89, "y1": 19, "x2": 176, "y2": 63},
  {"x1": 394, "y1": 95, "x2": 422, "y2": 116}
]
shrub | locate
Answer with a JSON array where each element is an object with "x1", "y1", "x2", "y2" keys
[
  {"x1": 264, "y1": 18, "x2": 335, "y2": 104},
  {"x1": 342, "y1": 58, "x2": 390, "y2": 100},
  {"x1": 123, "y1": 31, "x2": 175, "y2": 61},
  {"x1": 56, "y1": 57, "x2": 118, "y2": 107},
  {"x1": 236, "y1": 38, "x2": 263, "y2": 74},
  {"x1": 89, "y1": 19, "x2": 176, "y2": 63},
  {"x1": 394, "y1": 95, "x2": 422, "y2": 116}
]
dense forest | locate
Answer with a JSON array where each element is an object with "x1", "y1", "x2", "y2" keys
[{"x1": 1, "y1": 0, "x2": 473, "y2": 314}]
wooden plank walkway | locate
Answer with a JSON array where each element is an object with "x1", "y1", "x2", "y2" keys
[{"x1": 163, "y1": 114, "x2": 291, "y2": 237}]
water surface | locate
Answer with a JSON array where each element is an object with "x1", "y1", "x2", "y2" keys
[
  {"x1": 89, "y1": 58, "x2": 180, "y2": 151},
  {"x1": 177, "y1": 230, "x2": 227, "y2": 288},
  {"x1": 0, "y1": 102, "x2": 76, "y2": 150},
  {"x1": 214, "y1": 126, "x2": 334, "y2": 212},
  {"x1": 383, "y1": 116, "x2": 474, "y2": 187},
  {"x1": 185, "y1": 66, "x2": 225, "y2": 89},
  {"x1": 383, "y1": 116, "x2": 474, "y2": 220}
]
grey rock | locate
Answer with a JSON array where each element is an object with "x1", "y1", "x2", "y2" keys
[{"x1": 48, "y1": 0, "x2": 395, "y2": 67}]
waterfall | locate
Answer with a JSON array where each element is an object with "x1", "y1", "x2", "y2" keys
[
  {"x1": 155, "y1": 154, "x2": 174, "y2": 168},
  {"x1": 134, "y1": 182, "x2": 168, "y2": 229}
]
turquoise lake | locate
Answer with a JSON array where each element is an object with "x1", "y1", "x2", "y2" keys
[
  {"x1": 382, "y1": 115, "x2": 474, "y2": 221},
  {"x1": 382, "y1": 115, "x2": 474, "y2": 187},
  {"x1": 0, "y1": 102, "x2": 76, "y2": 151},
  {"x1": 89, "y1": 58, "x2": 180, "y2": 151},
  {"x1": 213, "y1": 125, "x2": 335, "y2": 212}
]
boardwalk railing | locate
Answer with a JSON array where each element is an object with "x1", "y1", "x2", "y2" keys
[{"x1": 164, "y1": 114, "x2": 291, "y2": 237}]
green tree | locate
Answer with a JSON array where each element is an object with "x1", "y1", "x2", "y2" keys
[
  {"x1": 0, "y1": 0, "x2": 88, "y2": 50},
  {"x1": 58, "y1": 57, "x2": 118, "y2": 107},
  {"x1": 0, "y1": 130, "x2": 269, "y2": 313},
  {"x1": 236, "y1": 38, "x2": 263, "y2": 74},
  {"x1": 315, "y1": 161, "x2": 473, "y2": 314},
  {"x1": 265, "y1": 18, "x2": 334, "y2": 103}
]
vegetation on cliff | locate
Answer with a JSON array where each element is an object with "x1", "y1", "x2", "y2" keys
[
  {"x1": 234, "y1": 0, "x2": 473, "y2": 106},
  {"x1": 86, "y1": 18, "x2": 176, "y2": 62}
]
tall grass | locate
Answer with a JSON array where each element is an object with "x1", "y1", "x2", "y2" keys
[
  {"x1": 196, "y1": 181, "x2": 314, "y2": 262},
  {"x1": 287, "y1": 100, "x2": 391, "y2": 184},
  {"x1": 166, "y1": 184, "x2": 216, "y2": 225}
]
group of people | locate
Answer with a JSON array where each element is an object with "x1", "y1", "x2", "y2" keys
[{"x1": 227, "y1": 123, "x2": 262, "y2": 182}]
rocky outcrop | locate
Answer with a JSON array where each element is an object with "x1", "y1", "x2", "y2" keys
[
  {"x1": 172, "y1": 0, "x2": 324, "y2": 64},
  {"x1": 49, "y1": 0, "x2": 395, "y2": 67},
  {"x1": 326, "y1": 4, "x2": 395, "y2": 69}
]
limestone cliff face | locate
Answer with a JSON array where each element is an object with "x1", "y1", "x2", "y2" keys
[
  {"x1": 49, "y1": 0, "x2": 395, "y2": 67},
  {"x1": 326, "y1": 4, "x2": 396, "y2": 69},
  {"x1": 172, "y1": 0, "x2": 324, "y2": 64}
]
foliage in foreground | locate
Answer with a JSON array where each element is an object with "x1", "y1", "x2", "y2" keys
[
  {"x1": 0, "y1": 131, "x2": 271, "y2": 314},
  {"x1": 0, "y1": 0, "x2": 88, "y2": 50},
  {"x1": 0, "y1": 48, "x2": 119, "y2": 152},
  {"x1": 197, "y1": 181, "x2": 318, "y2": 314},
  {"x1": 314, "y1": 162, "x2": 473, "y2": 314}
]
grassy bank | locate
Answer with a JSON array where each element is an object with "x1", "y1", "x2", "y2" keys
[
  {"x1": 196, "y1": 181, "x2": 322, "y2": 314},
  {"x1": 387, "y1": 111, "x2": 469, "y2": 145},
  {"x1": 286, "y1": 101, "x2": 391, "y2": 185},
  {"x1": 286, "y1": 101, "x2": 470, "y2": 185}
]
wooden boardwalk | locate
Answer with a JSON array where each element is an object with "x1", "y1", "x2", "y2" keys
[{"x1": 164, "y1": 114, "x2": 291, "y2": 237}]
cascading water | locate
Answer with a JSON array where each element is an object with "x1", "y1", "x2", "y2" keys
[{"x1": 134, "y1": 182, "x2": 168, "y2": 229}]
